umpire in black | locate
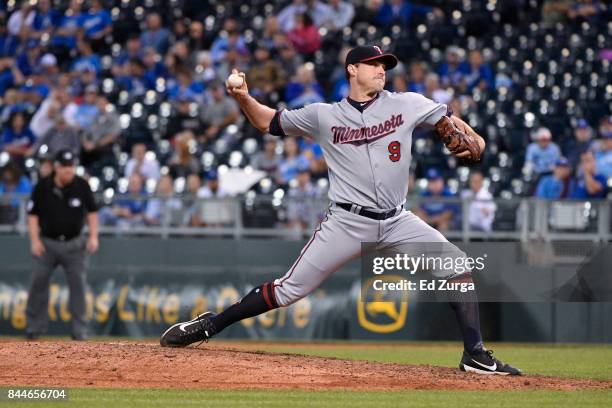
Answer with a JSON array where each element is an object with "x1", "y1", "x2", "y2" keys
[{"x1": 25, "y1": 149, "x2": 99, "y2": 340}]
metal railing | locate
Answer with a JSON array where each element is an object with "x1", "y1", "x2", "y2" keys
[{"x1": 0, "y1": 193, "x2": 610, "y2": 242}]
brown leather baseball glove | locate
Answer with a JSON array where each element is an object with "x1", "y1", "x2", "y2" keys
[{"x1": 435, "y1": 116, "x2": 483, "y2": 161}]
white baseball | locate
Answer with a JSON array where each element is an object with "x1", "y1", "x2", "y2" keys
[{"x1": 227, "y1": 73, "x2": 244, "y2": 88}]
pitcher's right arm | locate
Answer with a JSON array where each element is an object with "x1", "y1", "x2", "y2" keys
[{"x1": 226, "y1": 69, "x2": 276, "y2": 133}]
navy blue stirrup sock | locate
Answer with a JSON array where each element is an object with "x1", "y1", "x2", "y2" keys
[
  {"x1": 210, "y1": 283, "x2": 279, "y2": 333},
  {"x1": 447, "y1": 273, "x2": 484, "y2": 354}
]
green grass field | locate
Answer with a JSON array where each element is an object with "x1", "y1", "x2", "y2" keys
[
  {"x1": 1, "y1": 341, "x2": 611, "y2": 408},
  {"x1": 237, "y1": 341, "x2": 612, "y2": 380}
]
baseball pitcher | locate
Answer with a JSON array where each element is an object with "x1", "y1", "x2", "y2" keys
[{"x1": 160, "y1": 45, "x2": 521, "y2": 376}]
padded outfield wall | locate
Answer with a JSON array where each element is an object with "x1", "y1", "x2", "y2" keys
[{"x1": 0, "y1": 236, "x2": 610, "y2": 343}]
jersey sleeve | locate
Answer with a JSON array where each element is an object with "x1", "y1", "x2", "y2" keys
[
  {"x1": 270, "y1": 103, "x2": 321, "y2": 140},
  {"x1": 406, "y1": 92, "x2": 449, "y2": 127}
]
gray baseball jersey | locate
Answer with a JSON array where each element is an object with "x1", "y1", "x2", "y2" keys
[
  {"x1": 277, "y1": 90, "x2": 448, "y2": 209},
  {"x1": 269, "y1": 91, "x2": 467, "y2": 308}
]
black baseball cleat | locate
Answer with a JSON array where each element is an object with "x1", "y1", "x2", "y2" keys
[
  {"x1": 160, "y1": 311, "x2": 217, "y2": 347},
  {"x1": 459, "y1": 349, "x2": 522, "y2": 376}
]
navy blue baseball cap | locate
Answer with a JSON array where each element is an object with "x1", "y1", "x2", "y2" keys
[
  {"x1": 576, "y1": 119, "x2": 590, "y2": 129},
  {"x1": 345, "y1": 45, "x2": 398, "y2": 70},
  {"x1": 555, "y1": 157, "x2": 570, "y2": 167},
  {"x1": 426, "y1": 168, "x2": 443, "y2": 180}
]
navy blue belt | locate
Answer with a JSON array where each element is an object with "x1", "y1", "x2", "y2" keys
[{"x1": 336, "y1": 202, "x2": 403, "y2": 220}]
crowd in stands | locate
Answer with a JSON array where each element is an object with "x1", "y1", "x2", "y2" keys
[{"x1": 0, "y1": 0, "x2": 610, "y2": 232}]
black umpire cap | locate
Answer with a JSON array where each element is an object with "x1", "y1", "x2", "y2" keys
[
  {"x1": 345, "y1": 45, "x2": 399, "y2": 72},
  {"x1": 55, "y1": 149, "x2": 78, "y2": 166}
]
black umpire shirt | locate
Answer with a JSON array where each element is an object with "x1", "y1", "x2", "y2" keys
[{"x1": 28, "y1": 175, "x2": 98, "y2": 240}]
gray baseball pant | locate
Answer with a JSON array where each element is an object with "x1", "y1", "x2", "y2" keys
[{"x1": 26, "y1": 236, "x2": 89, "y2": 337}]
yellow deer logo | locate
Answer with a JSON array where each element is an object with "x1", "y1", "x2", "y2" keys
[{"x1": 358, "y1": 276, "x2": 408, "y2": 333}]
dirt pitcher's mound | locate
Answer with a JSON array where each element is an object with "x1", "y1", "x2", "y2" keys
[{"x1": 0, "y1": 341, "x2": 610, "y2": 391}]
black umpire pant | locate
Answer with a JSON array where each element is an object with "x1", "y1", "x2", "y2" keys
[{"x1": 26, "y1": 236, "x2": 89, "y2": 337}]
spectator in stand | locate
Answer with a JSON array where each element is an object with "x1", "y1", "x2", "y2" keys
[
  {"x1": 28, "y1": 114, "x2": 81, "y2": 158},
  {"x1": 567, "y1": 0, "x2": 602, "y2": 24},
  {"x1": 20, "y1": 73, "x2": 50, "y2": 109},
  {"x1": 541, "y1": 1, "x2": 574, "y2": 28},
  {"x1": 70, "y1": 61, "x2": 100, "y2": 97},
  {"x1": 251, "y1": 135, "x2": 281, "y2": 176},
  {"x1": 168, "y1": 41, "x2": 192, "y2": 70},
  {"x1": 38, "y1": 53, "x2": 60, "y2": 79},
  {"x1": 165, "y1": 94, "x2": 205, "y2": 141},
  {"x1": 31, "y1": 0, "x2": 58, "y2": 41},
  {"x1": 535, "y1": 158, "x2": 572, "y2": 199},
  {"x1": 172, "y1": 19, "x2": 188, "y2": 43},
  {"x1": 564, "y1": 119, "x2": 594, "y2": 168},
  {"x1": 0, "y1": 56, "x2": 25, "y2": 97},
  {"x1": 113, "y1": 34, "x2": 142, "y2": 68},
  {"x1": 30, "y1": 88, "x2": 71, "y2": 139},
  {"x1": 375, "y1": 0, "x2": 443, "y2": 29},
  {"x1": 593, "y1": 116, "x2": 612, "y2": 179},
  {"x1": 16, "y1": 38, "x2": 43, "y2": 77},
  {"x1": 182, "y1": 172, "x2": 202, "y2": 226},
  {"x1": 392, "y1": 72, "x2": 408, "y2": 92},
  {"x1": 210, "y1": 20, "x2": 248, "y2": 65},
  {"x1": 37, "y1": 155, "x2": 54, "y2": 179},
  {"x1": 278, "y1": 0, "x2": 304, "y2": 32},
  {"x1": 1, "y1": 110, "x2": 35, "y2": 158},
  {"x1": 277, "y1": 136, "x2": 311, "y2": 185},
  {"x1": 300, "y1": 138, "x2": 326, "y2": 177},
  {"x1": 524, "y1": 127, "x2": 562, "y2": 178},
  {"x1": 568, "y1": 151, "x2": 607, "y2": 199},
  {"x1": 321, "y1": 0, "x2": 356, "y2": 32},
  {"x1": 71, "y1": 39, "x2": 102, "y2": 77},
  {"x1": 286, "y1": 168, "x2": 320, "y2": 230},
  {"x1": 193, "y1": 170, "x2": 232, "y2": 227},
  {"x1": 286, "y1": 13, "x2": 321, "y2": 58},
  {"x1": 194, "y1": 51, "x2": 217, "y2": 85},
  {"x1": 424, "y1": 72, "x2": 451, "y2": 104},
  {"x1": 80, "y1": 0, "x2": 112, "y2": 52},
  {"x1": 124, "y1": 142, "x2": 161, "y2": 181},
  {"x1": 188, "y1": 21, "x2": 206, "y2": 52},
  {"x1": 51, "y1": 0, "x2": 84, "y2": 65},
  {"x1": 0, "y1": 160, "x2": 32, "y2": 224},
  {"x1": 140, "y1": 12, "x2": 171, "y2": 54},
  {"x1": 305, "y1": 0, "x2": 334, "y2": 27},
  {"x1": 465, "y1": 49, "x2": 494, "y2": 92},
  {"x1": 6, "y1": 1, "x2": 36, "y2": 39},
  {"x1": 200, "y1": 82, "x2": 240, "y2": 141},
  {"x1": 285, "y1": 62, "x2": 325, "y2": 108},
  {"x1": 414, "y1": 169, "x2": 457, "y2": 232},
  {"x1": 328, "y1": 47, "x2": 351, "y2": 101},
  {"x1": 168, "y1": 131, "x2": 201, "y2": 179},
  {"x1": 247, "y1": 43, "x2": 287, "y2": 101},
  {"x1": 64, "y1": 84, "x2": 99, "y2": 131},
  {"x1": 460, "y1": 170, "x2": 496, "y2": 232},
  {"x1": 81, "y1": 95, "x2": 120, "y2": 173},
  {"x1": 408, "y1": 61, "x2": 427, "y2": 94},
  {"x1": 108, "y1": 173, "x2": 147, "y2": 227},
  {"x1": 144, "y1": 174, "x2": 183, "y2": 226},
  {"x1": 278, "y1": 0, "x2": 332, "y2": 32},
  {"x1": 167, "y1": 66, "x2": 204, "y2": 104},
  {"x1": 276, "y1": 41, "x2": 303, "y2": 80},
  {"x1": 439, "y1": 46, "x2": 470, "y2": 89},
  {"x1": 215, "y1": 47, "x2": 250, "y2": 85},
  {"x1": 261, "y1": 16, "x2": 282, "y2": 49},
  {"x1": 114, "y1": 58, "x2": 148, "y2": 96}
]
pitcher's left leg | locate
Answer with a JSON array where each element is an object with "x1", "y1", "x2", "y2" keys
[{"x1": 380, "y1": 210, "x2": 521, "y2": 375}]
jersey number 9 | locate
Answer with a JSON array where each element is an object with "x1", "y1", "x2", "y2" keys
[{"x1": 388, "y1": 141, "x2": 401, "y2": 162}]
